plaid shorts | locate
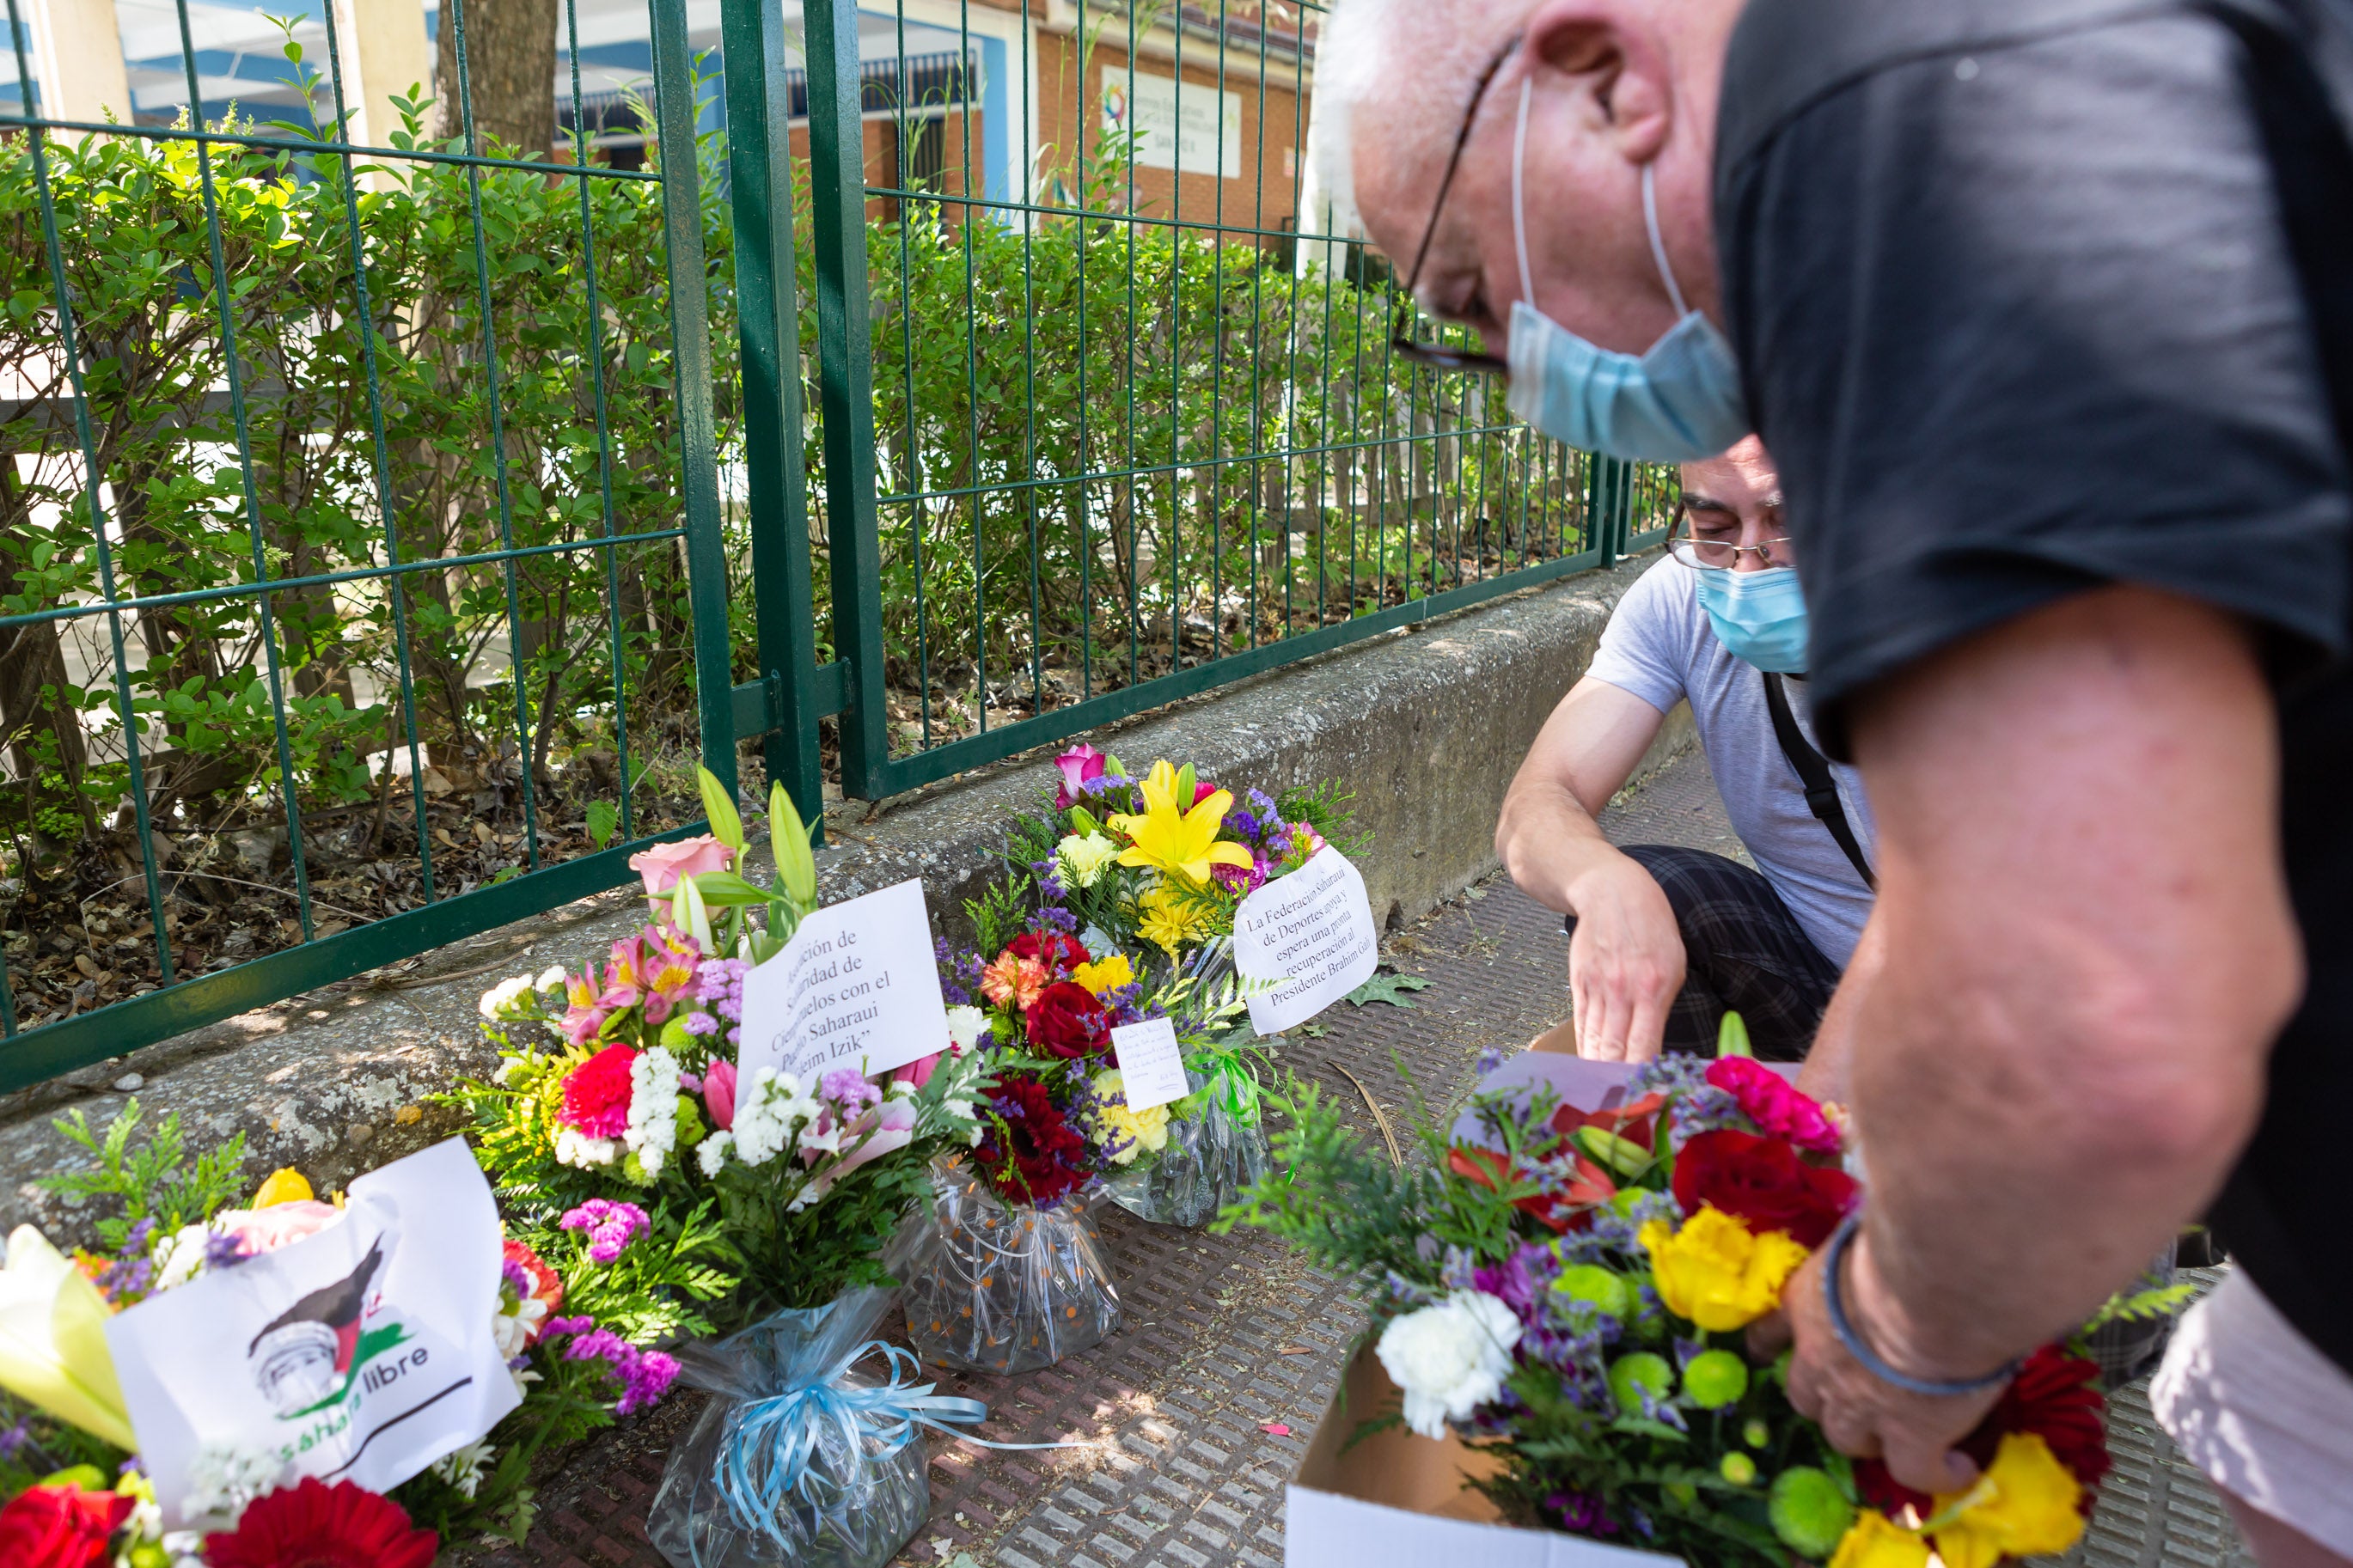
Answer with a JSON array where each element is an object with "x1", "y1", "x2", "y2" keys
[{"x1": 1565, "y1": 845, "x2": 1843, "y2": 1062}]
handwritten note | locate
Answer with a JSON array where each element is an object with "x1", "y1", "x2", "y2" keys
[
  {"x1": 1110, "y1": 1016, "x2": 1191, "y2": 1113},
  {"x1": 737, "y1": 879, "x2": 950, "y2": 1085},
  {"x1": 1232, "y1": 846, "x2": 1379, "y2": 1034}
]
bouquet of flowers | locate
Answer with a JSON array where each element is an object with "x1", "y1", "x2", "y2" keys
[
  {"x1": 458, "y1": 772, "x2": 993, "y2": 1565},
  {"x1": 1229, "y1": 1024, "x2": 2118, "y2": 1568},
  {"x1": 455, "y1": 770, "x2": 990, "y2": 1330},
  {"x1": 0, "y1": 1103, "x2": 685, "y2": 1558},
  {"x1": 987, "y1": 745, "x2": 1363, "y2": 1226}
]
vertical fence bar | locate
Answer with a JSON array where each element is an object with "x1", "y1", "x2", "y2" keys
[
  {"x1": 721, "y1": 0, "x2": 825, "y2": 827},
  {"x1": 804, "y1": 0, "x2": 890, "y2": 796}
]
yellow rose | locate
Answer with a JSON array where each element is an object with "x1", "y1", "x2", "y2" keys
[
  {"x1": 1828, "y1": 1510, "x2": 1930, "y2": 1568},
  {"x1": 1929, "y1": 1433, "x2": 2085, "y2": 1568},
  {"x1": 1056, "y1": 832, "x2": 1123, "y2": 890},
  {"x1": 1072, "y1": 953, "x2": 1136, "y2": 997},
  {"x1": 1638, "y1": 1207, "x2": 1810, "y2": 1332}
]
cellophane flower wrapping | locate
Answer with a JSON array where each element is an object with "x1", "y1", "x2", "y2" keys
[
  {"x1": 1104, "y1": 1063, "x2": 1271, "y2": 1228},
  {"x1": 897, "y1": 1160, "x2": 1122, "y2": 1376},
  {"x1": 645, "y1": 1285, "x2": 928, "y2": 1568}
]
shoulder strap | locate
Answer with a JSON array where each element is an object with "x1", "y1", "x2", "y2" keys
[{"x1": 1763, "y1": 673, "x2": 1878, "y2": 890}]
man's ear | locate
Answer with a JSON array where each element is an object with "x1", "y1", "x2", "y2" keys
[{"x1": 1523, "y1": 0, "x2": 1672, "y2": 166}]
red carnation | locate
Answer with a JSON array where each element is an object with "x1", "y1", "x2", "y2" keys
[
  {"x1": 205, "y1": 1477, "x2": 436, "y2": 1568},
  {"x1": 0, "y1": 1485, "x2": 132, "y2": 1568},
  {"x1": 559, "y1": 1041, "x2": 639, "y2": 1138},
  {"x1": 1858, "y1": 1345, "x2": 2108, "y2": 1517},
  {"x1": 1026, "y1": 980, "x2": 1113, "y2": 1059},
  {"x1": 1006, "y1": 932, "x2": 1089, "y2": 974},
  {"x1": 974, "y1": 1073, "x2": 1095, "y2": 1206},
  {"x1": 1672, "y1": 1130, "x2": 1859, "y2": 1248}
]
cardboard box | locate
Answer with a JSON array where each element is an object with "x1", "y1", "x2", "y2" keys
[{"x1": 1286, "y1": 1349, "x2": 1685, "y2": 1568}]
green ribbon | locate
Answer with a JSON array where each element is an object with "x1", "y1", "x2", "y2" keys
[{"x1": 1184, "y1": 1045, "x2": 1263, "y2": 1126}]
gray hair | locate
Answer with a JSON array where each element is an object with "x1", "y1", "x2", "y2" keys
[{"x1": 1309, "y1": 0, "x2": 1519, "y2": 246}]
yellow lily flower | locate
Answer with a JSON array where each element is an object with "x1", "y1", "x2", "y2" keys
[
  {"x1": 0, "y1": 1225, "x2": 137, "y2": 1449},
  {"x1": 1108, "y1": 761, "x2": 1255, "y2": 885},
  {"x1": 1929, "y1": 1433, "x2": 2086, "y2": 1568},
  {"x1": 251, "y1": 1167, "x2": 314, "y2": 1207}
]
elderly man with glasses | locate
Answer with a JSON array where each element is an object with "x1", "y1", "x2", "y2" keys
[
  {"x1": 1502, "y1": 435, "x2": 1876, "y2": 1066},
  {"x1": 1319, "y1": 0, "x2": 2353, "y2": 1557}
]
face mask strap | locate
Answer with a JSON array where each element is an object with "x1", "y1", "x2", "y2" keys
[
  {"x1": 1641, "y1": 162, "x2": 1691, "y2": 320},
  {"x1": 1512, "y1": 76, "x2": 1537, "y2": 315}
]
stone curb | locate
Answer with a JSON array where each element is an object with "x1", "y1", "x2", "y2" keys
[{"x1": 0, "y1": 557, "x2": 1685, "y2": 1241}]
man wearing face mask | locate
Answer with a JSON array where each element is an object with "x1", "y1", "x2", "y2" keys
[
  {"x1": 1321, "y1": 0, "x2": 2353, "y2": 1559},
  {"x1": 1500, "y1": 434, "x2": 1876, "y2": 1065}
]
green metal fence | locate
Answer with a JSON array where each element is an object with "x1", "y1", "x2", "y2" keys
[{"x1": 0, "y1": 0, "x2": 1674, "y2": 1090}]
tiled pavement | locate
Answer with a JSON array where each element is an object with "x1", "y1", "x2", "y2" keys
[{"x1": 467, "y1": 750, "x2": 2252, "y2": 1568}]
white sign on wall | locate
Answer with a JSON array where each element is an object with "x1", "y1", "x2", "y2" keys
[{"x1": 1102, "y1": 70, "x2": 1243, "y2": 180}]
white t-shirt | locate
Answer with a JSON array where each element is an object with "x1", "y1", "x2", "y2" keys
[{"x1": 1586, "y1": 556, "x2": 1877, "y2": 967}]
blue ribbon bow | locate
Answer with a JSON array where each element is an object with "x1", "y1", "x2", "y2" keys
[{"x1": 713, "y1": 1339, "x2": 1082, "y2": 1549}]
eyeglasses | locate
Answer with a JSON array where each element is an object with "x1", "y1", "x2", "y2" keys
[
  {"x1": 1388, "y1": 40, "x2": 1519, "y2": 377},
  {"x1": 1668, "y1": 535, "x2": 1799, "y2": 570}
]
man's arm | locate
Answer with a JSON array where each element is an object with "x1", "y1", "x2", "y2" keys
[
  {"x1": 1793, "y1": 912, "x2": 1881, "y2": 1107},
  {"x1": 1781, "y1": 586, "x2": 2301, "y2": 1490},
  {"x1": 1496, "y1": 676, "x2": 1685, "y2": 1060}
]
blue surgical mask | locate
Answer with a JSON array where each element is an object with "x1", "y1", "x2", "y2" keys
[
  {"x1": 1692, "y1": 564, "x2": 1810, "y2": 673},
  {"x1": 1502, "y1": 79, "x2": 1750, "y2": 462}
]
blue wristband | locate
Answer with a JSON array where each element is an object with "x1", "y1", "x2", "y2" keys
[{"x1": 1819, "y1": 1213, "x2": 2020, "y2": 1399}]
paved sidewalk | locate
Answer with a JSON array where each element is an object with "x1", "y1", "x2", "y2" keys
[{"x1": 470, "y1": 750, "x2": 2252, "y2": 1568}]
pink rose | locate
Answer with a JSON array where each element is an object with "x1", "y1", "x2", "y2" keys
[
  {"x1": 703, "y1": 1058, "x2": 736, "y2": 1132},
  {"x1": 893, "y1": 1051, "x2": 944, "y2": 1090},
  {"x1": 1704, "y1": 1056, "x2": 1843, "y2": 1155},
  {"x1": 1053, "y1": 744, "x2": 1107, "y2": 809},
  {"x1": 216, "y1": 1199, "x2": 342, "y2": 1258},
  {"x1": 629, "y1": 834, "x2": 734, "y2": 897}
]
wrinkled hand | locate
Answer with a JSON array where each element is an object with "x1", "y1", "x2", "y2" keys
[
  {"x1": 1566, "y1": 857, "x2": 1686, "y2": 1062},
  {"x1": 1752, "y1": 1244, "x2": 2003, "y2": 1497}
]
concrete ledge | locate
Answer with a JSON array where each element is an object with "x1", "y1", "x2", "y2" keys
[{"x1": 0, "y1": 557, "x2": 1680, "y2": 1239}]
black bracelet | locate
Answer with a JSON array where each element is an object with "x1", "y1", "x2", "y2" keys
[{"x1": 1819, "y1": 1212, "x2": 2021, "y2": 1398}]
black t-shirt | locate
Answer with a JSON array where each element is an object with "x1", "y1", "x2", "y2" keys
[{"x1": 1717, "y1": 0, "x2": 2353, "y2": 1371}]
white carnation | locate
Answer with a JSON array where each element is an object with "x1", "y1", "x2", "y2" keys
[
  {"x1": 536, "y1": 965, "x2": 569, "y2": 992},
  {"x1": 696, "y1": 1129, "x2": 735, "y2": 1177},
  {"x1": 730, "y1": 1068, "x2": 818, "y2": 1168},
  {"x1": 554, "y1": 1128, "x2": 619, "y2": 1168},
  {"x1": 1374, "y1": 1290, "x2": 1523, "y2": 1440},
  {"x1": 478, "y1": 974, "x2": 534, "y2": 1021},
  {"x1": 944, "y1": 1004, "x2": 987, "y2": 1056},
  {"x1": 150, "y1": 1223, "x2": 210, "y2": 1292}
]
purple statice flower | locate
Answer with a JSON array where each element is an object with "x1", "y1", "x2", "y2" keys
[
  {"x1": 695, "y1": 957, "x2": 750, "y2": 1024},
  {"x1": 935, "y1": 937, "x2": 974, "y2": 1006},
  {"x1": 1079, "y1": 772, "x2": 1129, "y2": 799},
  {"x1": 1029, "y1": 903, "x2": 1080, "y2": 936},
  {"x1": 821, "y1": 1067, "x2": 882, "y2": 1111},
  {"x1": 1627, "y1": 1052, "x2": 1711, "y2": 1099},
  {"x1": 1382, "y1": 1269, "x2": 1438, "y2": 1307},
  {"x1": 1548, "y1": 1492, "x2": 1621, "y2": 1536},
  {"x1": 1439, "y1": 1244, "x2": 1481, "y2": 1293},
  {"x1": 0, "y1": 1417, "x2": 29, "y2": 1462},
  {"x1": 118, "y1": 1454, "x2": 141, "y2": 1479},
  {"x1": 1226, "y1": 808, "x2": 1259, "y2": 841},
  {"x1": 1473, "y1": 1242, "x2": 1559, "y2": 1325},
  {"x1": 560, "y1": 1199, "x2": 651, "y2": 1264},
  {"x1": 1028, "y1": 857, "x2": 1069, "y2": 902},
  {"x1": 95, "y1": 1219, "x2": 156, "y2": 1300},
  {"x1": 1246, "y1": 788, "x2": 1279, "y2": 819},
  {"x1": 683, "y1": 1010, "x2": 720, "y2": 1037},
  {"x1": 1666, "y1": 1084, "x2": 1748, "y2": 1149},
  {"x1": 1475, "y1": 1046, "x2": 1507, "y2": 1077},
  {"x1": 205, "y1": 1229, "x2": 251, "y2": 1272},
  {"x1": 1099, "y1": 981, "x2": 1149, "y2": 1028},
  {"x1": 1628, "y1": 1506, "x2": 1657, "y2": 1541}
]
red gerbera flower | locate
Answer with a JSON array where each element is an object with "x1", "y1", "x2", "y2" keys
[
  {"x1": 1857, "y1": 1344, "x2": 2108, "y2": 1518},
  {"x1": 973, "y1": 1073, "x2": 1094, "y2": 1206},
  {"x1": 203, "y1": 1478, "x2": 437, "y2": 1568},
  {"x1": 559, "y1": 1041, "x2": 639, "y2": 1138}
]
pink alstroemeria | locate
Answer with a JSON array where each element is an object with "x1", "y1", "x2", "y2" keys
[
  {"x1": 703, "y1": 1058, "x2": 737, "y2": 1131},
  {"x1": 639, "y1": 926, "x2": 703, "y2": 1024},
  {"x1": 596, "y1": 934, "x2": 651, "y2": 1015},
  {"x1": 1053, "y1": 743, "x2": 1108, "y2": 808},
  {"x1": 629, "y1": 833, "x2": 734, "y2": 897},
  {"x1": 561, "y1": 970, "x2": 611, "y2": 1047}
]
